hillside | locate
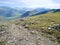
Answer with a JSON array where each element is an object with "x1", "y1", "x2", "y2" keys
[
  {"x1": 0, "y1": 23, "x2": 59, "y2": 45},
  {"x1": 0, "y1": 11, "x2": 60, "y2": 45},
  {"x1": 0, "y1": 6, "x2": 60, "y2": 20},
  {"x1": 13, "y1": 12, "x2": 60, "y2": 44}
]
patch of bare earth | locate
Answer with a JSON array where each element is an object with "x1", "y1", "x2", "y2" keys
[{"x1": 0, "y1": 24, "x2": 60, "y2": 45}]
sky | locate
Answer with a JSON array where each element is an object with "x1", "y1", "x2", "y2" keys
[{"x1": 0, "y1": 0, "x2": 60, "y2": 9}]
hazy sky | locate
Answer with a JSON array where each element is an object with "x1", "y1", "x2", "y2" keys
[{"x1": 0, "y1": 0, "x2": 60, "y2": 8}]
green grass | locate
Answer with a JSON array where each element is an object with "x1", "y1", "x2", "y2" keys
[
  {"x1": 15, "y1": 12, "x2": 60, "y2": 43},
  {"x1": 18, "y1": 12, "x2": 60, "y2": 29},
  {"x1": 0, "y1": 40, "x2": 6, "y2": 45},
  {"x1": 8, "y1": 12, "x2": 60, "y2": 43}
]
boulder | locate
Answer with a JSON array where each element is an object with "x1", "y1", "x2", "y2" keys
[{"x1": 48, "y1": 24, "x2": 60, "y2": 30}]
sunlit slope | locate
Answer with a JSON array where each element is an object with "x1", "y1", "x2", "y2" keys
[
  {"x1": 20, "y1": 12, "x2": 60, "y2": 29},
  {"x1": 0, "y1": 12, "x2": 60, "y2": 44},
  {"x1": 15, "y1": 12, "x2": 60, "y2": 43}
]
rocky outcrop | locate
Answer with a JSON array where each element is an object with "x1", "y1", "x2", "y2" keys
[{"x1": 48, "y1": 24, "x2": 60, "y2": 30}]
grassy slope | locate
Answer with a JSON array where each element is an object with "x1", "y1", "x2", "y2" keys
[
  {"x1": 14, "y1": 12, "x2": 60, "y2": 43},
  {"x1": 0, "y1": 12, "x2": 60, "y2": 44},
  {"x1": 21, "y1": 12, "x2": 60, "y2": 29}
]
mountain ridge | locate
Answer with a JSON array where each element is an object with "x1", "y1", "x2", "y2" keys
[{"x1": 0, "y1": 6, "x2": 60, "y2": 19}]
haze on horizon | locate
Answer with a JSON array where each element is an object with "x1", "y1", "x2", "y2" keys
[{"x1": 0, "y1": 0, "x2": 60, "y2": 9}]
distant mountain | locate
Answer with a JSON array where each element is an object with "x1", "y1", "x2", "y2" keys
[
  {"x1": 0, "y1": 6, "x2": 60, "y2": 19},
  {"x1": 50, "y1": 9, "x2": 60, "y2": 13},
  {"x1": 20, "y1": 8, "x2": 60, "y2": 17},
  {"x1": 0, "y1": 6, "x2": 21, "y2": 18},
  {"x1": 20, "y1": 8, "x2": 49, "y2": 17},
  {"x1": 0, "y1": 6, "x2": 33, "y2": 19}
]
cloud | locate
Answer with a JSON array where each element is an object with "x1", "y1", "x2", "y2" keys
[
  {"x1": 12, "y1": 0, "x2": 60, "y2": 8},
  {"x1": 16, "y1": 0, "x2": 60, "y2": 8},
  {"x1": 0, "y1": 1, "x2": 15, "y2": 5},
  {"x1": 13, "y1": 0, "x2": 53, "y2": 5},
  {"x1": 0, "y1": 0, "x2": 60, "y2": 8},
  {"x1": 53, "y1": 0, "x2": 60, "y2": 3}
]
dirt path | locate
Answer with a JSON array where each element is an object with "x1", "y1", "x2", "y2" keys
[{"x1": 6, "y1": 24, "x2": 59, "y2": 45}]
